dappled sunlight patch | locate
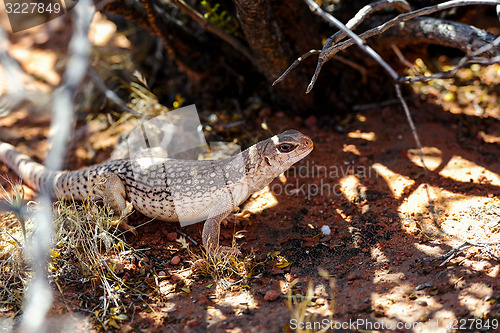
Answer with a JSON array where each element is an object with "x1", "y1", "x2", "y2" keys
[
  {"x1": 458, "y1": 288, "x2": 495, "y2": 319},
  {"x1": 240, "y1": 185, "x2": 278, "y2": 214},
  {"x1": 370, "y1": 246, "x2": 388, "y2": 265},
  {"x1": 480, "y1": 131, "x2": 500, "y2": 144},
  {"x1": 212, "y1": 291, "x2": 258, "y2": 314},
  {"x1": 9, "y1": 48, "x2": 60, "y2": 86},
  {"x1": 413, "y1": 242, "x2": 448, "y2": 258},
  {"x1": 342, "y1": 144, "x2": 361, "y2": 155},
  {"x1": 407, "y1": 147, "x2": 443, "y2": 171},
  {"x1": 399, "y1": 184, "x2": 454, "y2": 215},
  {"x1": 429, "y1": 309, "x2": 457, "y2": 330},
  {"x1": 369, "y1": 264, "x2": 498, "y2": 331},
  {"x1": 89, "y1": 12, "x2": 119, "y2": 47},
  {"x1": 372, "y1": 271, "x2": 407, "y2": 286},
  {"x1": 372, "y1": 288, "x2": 426, "y2": 321},
  {"x1": 347, "y1": 130, "x2": 376, "y2": 141},
  {"x1": 338, "y1": 175, "x2": 362, "y2": 202},
  {"x1": 440, "y1": 203, "x2": 500, "y2": 241},
  {"x1": 372, "y1": 163, "x2": 415, "y2": 199},
  {"x1": 399, "y1": 183, "x2": 500, "y2": 237},
  {"x1": 439, "y1": 155, "x2": 500, "y2": 186},
  {"x1": 459, "y1": 282, "x2": 493, "y2": 308}
]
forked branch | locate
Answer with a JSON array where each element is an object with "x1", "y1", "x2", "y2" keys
[{"x1": 275, "y1": 0, "x2": 500, "y2": 91}]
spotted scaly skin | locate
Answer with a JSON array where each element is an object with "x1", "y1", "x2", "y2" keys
[{"x1": 0, "y1": 130, "x2": 314, "y2": 254}]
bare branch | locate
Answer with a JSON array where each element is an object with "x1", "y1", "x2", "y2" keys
[
  {"x1": 89, "y1": 68, "x2": 143, "y2": 117},
  {"x1": 274, "y1": 0, "x2": 410, "y2": 87},
  {"x1": 325, "y1": 0, "x2": 411, "y2": 49},
  {"x1": 391, "y1": 44, "x2": 418, "y2": 69},
  {"x1": 272, "y1": 50, "x2": 320, "y2": 86},
  {"x1": 304, "y1": 0, "x2": 399, "y2": 93},
  {"x1": 395, "y1": 83, "x2": 435, "y2": 218},
  {"x1": 292, "y1": 0, "x2": 500, "y2": 93},
  {"x1": 0, "y1": 23, "x2": 26, "y2": 116},
  {"x1": 320, "y1": 0, "x2": 500, "y2": 66},
  {"x1": 416, "y1": 241, "x2": 500, "y2": 265},
  {"x1": 21, "y1": 1, "x2": 94, "y2": 331},
  {"x1": 391, "y1": 17, "x2": 499, "y2": 55}
]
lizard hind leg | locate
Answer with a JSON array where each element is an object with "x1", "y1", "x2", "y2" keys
[{"x1": 93, "y1": 174, "x2": 137, "y2": 235}]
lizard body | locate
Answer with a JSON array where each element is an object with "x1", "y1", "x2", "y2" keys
[{"x1": 0, "y1": 130, "x2": 313, "y2": 253}]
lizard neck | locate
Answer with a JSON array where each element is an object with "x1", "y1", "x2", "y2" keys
[{"x1": 239, "y1": 143, "x2": 278, "y2": 192}]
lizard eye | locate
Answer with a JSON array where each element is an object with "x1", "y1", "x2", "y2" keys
[{"x1": 277, "y1": 143, "x2": 296, "y2": 153}]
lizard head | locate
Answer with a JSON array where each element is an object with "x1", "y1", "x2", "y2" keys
[
  {"x1": 237, "y1": 129, "x2": 313, "y2": 194},
  {"x1": 260, "y1": 129, "x2": 314, "y2": 172}
]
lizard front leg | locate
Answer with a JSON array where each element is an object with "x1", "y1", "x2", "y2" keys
[
  {"x1": 201, "y1": 206, "x2": 233, "y2": 255},
  {"x1": 94, "y1": 174, "x2": 137, "y2": 235}
]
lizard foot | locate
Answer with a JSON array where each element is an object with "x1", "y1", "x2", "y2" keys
[
  {"x1": 222, "y1": 209, "x2": 251, "y2": 227},
  {"x1": 111, "y1": 218, "x2": 138, "y2": 236},
  {"x1": 212, "y1": 246, "x2": 242, "y2": 258}
]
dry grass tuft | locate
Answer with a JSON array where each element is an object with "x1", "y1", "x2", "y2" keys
[
  {"x1": 189, "y1": 237, "x2": 263, "y2": 293},
  {"x1": 0, "y1": 181, "x2": 148, "y2": 329},
  {"x1": 0, "y1": 181, "x2": 34, "y2": 314},
  {"x1": 286, "y1": 268, "x2": 337, "y2": 333},
  {"x1": 50, "y1": 195, "x2": 149, "y2": 329}
]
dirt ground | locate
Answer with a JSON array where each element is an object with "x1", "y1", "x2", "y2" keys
[{"x1": 1, "y1": 10, "x2": 500, "y2": 333}]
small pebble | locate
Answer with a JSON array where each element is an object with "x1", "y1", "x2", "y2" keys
[
  {"x1": 158, "y1": 270, "x2": 166, "y2": 277},
  {"x1": 305, "y1": 115, "x2": 317, "y2": 127},
  {"x1": 264, "y1": 290, "x2": 279, "y2": 301},
  {"x1": 172, "y1": 273, "x2": 183, "y2": 282},
  {"x1": 417, "y1": 300, "x2": 428, "y2": 307},
  {"x1": 321, "y1": 225, "x2": 331, "y2": 236},
  {"x1": 259, "y1": 107, "x2": 271, "y2": 117},
  {"x1": 171, "y1": 256, "x2": 181, "y2": 265},
  {"x1": 415, "y1": 283, "x2": 432, "y2": 291},
  {"x1": 166, "y1": 232, "x2": 178, "y2": 241}
]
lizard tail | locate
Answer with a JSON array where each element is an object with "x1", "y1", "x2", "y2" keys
[{"x1": 0, "y1": 141, "x2": 62, "y2": 195}]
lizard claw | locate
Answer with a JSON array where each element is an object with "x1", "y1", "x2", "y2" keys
[
  {"x1": 112, "y1": 219, "x2": 138, "y2": 235},
  {"x1": 122, "y1": 223, "x2": 138, "y2": 236}
]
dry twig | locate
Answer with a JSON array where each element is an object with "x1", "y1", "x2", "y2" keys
[
  {"x1": 416, "y1": 241, "x2": 500, "y2": 266},
  {"x1": 275, "y1": 0, "x2": 500, "y2": 91}
]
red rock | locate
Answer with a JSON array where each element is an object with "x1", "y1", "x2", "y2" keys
[
  {"x1": 166, "y1": 232, "x2": 178, "y2": 241},
  {"x1": 305, "y1": 115, "x2": 317, "y2": 127},
  {"x1": 264, "y1": 290, "x2": 279, "y2": 301},
  {"x1": 172, "y1": 273, "x2": 183, "y2": 282},
  {"x1": 259, "y1": 107, "x2": 271, "y2": 117},
  {"x1": 171, "y1": 256, "x2": 181, "y2": 265}
]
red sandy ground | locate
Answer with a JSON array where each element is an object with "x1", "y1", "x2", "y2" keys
[{"x1": 1, "y1": 10, "x2": 499, "y2": 333}]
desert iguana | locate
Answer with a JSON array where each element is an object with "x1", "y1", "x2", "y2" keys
[{"x1": 0, "y1": 130, "x2": 313, "y2": 254}]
